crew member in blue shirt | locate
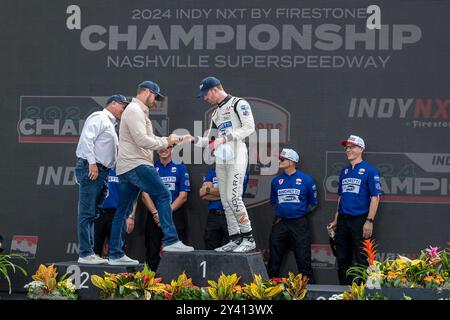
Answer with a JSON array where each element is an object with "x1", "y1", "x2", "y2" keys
[
  {"x1": 328, "y1": 135, "x2": 383, "y2": 285},
  {"x1": 199, "y1": 168, "x2": 249, "y2": 250},
  {"x1": 143, "y1": 145, "x2": 191, "y2": 270},
  {"x1": 268, "y1": 148, "x2": 318, "y2": 281}
]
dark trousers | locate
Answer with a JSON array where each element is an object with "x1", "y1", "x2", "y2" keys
[
  {"x1": 204, "y1": 211, "x2": 230, "y2": 250},
  {"x1": 267, "y1": 216, "x2": 314, "y2": 283},
  {"x1": 93, "y1": 208, "x2": 115, "y2": 257},
  {"x1": 172, "y1": 208, "x2": 187, "y2": 243},
  {"x1": 145, "y1": 212, "x2": 164, "y2": 271},
  {"x1": 335, "y1": 214, "x2": 369, "y2": 285},
  {"x1": 144, "y1": 208, "x2": 186, "y2": 271}
]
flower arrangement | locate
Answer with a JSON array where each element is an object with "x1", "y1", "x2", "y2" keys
[
  {"x1": 160, "y1": 272, "x2": 209, "y2": 300},
  {"x1": 242, "y1": 274, "x2": 284, "y2": 300},
  {"x1": 25, "y1": 264, "x2": 78, "y2": 300},
  {"x1": 207, "y1": 273, "x2": 244, "y2": 300},
  {"x1": 347, "y1": 240, "x2": 449, "y2": 289},
  {"x1": 241, "y1": 272, "x2": 308, "y2": 300},
  {"x1": 91, "y1": 264, "x2": 166, "y2": 300},
  {"x1": 89, "y1": 266, "x2": 310, "y2": 300}
]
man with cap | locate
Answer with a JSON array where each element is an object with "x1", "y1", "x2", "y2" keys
[
  {"x1": 268, "y1": 148, "x2": 318, "y2": 280},
  {"x1": 328, "y1": 135, "x2": 383, "y2": 285},
  {"x1": 75, "y1": 94, "x2": 129, "y2": 264},
  {"x1": 108, "y1": 81, "x2": 193, "y2": 266},
  {"x1": 189, "y1": 76, "x2": 256, "y2": 253}
]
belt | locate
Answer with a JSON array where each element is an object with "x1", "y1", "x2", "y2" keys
[
  {"x1": 339, "y1": 213, "x2": 368, "y2": 219},
  {"x1": 77, "y1": 158, "x2": 109, "y2": 171},
  {"x1": 209, "y1": 209, "x2": 225, "y2": 215}
]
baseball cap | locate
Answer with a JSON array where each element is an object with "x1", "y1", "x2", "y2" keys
[
  {"x1": 340, "y1": 135, "x2": 365, "y2": 149},
  {"x1": 196, "y1": 76, "x2": 221, "y2": 98},
  {"x1": 138, "y1": 81, "x2": 166, "y2": 101},
  {"x1": 280, "y1": 148, "x2": 299, "y2": 163},
  {"x1": 106, "y1": 94, "x2": 130, "y2": 106}
]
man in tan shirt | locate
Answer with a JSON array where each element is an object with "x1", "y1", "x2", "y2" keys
[{"x1": 108, "y1": 81, "x2": 194, "y2": 266}]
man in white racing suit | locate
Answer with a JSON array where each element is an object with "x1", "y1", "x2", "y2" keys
[{"x1": 192, "y1": 76, "x2": 256, "y2": 253}]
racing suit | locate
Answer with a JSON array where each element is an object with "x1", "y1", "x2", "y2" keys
[{"x1": 195, "y1": 95, "x2": 255, "y2": 237}]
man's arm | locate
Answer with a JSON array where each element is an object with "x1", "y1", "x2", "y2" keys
[
  {"x1": 328, "y1": 197, "x2": 340, "y2": 229},
  {"x1": 171, "y1": 191, "x2": 188, "y2": 212},
  {"x1": 78, "y1": 113, "x2": 103, "y2": 180},
  {"x1": 141, "y1": 192, "x2": 160, "y2": 226},
  {"x1": 126, "y1": 202, "x2": 138, "y2": 234},
  {"x1": 224, "y1": 99, "x2": 255, "y2": 143},
  {"x1": 200, "y1": 182, "x2": 221, "y2": 201},
  {"x1": 125, "y1": 105, "x2": 169, "y2": 150},
  {"x1": 363, "y1": 195, "x2": 380, "y2": 239}
]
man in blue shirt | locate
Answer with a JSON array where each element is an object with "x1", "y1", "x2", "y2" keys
[
  {"x1": 199, "y1": 168, "x2": 249, "y2": 250},
  {"x1": 328, "y1": 135, "x2": 383, "y2": 285},
  {"x1": 268, "y1": 148, "x2": 318, "y2": 281},
  {"x1": 142, "y1": 145, "x2": 191, "y2": 270}
]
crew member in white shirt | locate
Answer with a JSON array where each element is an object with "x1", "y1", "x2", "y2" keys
[{"x1": 75, "y1": 94, "x2": 129, "y2": 264}]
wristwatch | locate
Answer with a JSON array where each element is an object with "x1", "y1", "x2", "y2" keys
[
  {"x1": 205, "y1": 187, "x2": 211, "y2": 194},
  {"x1": 366, "y1": 218, "x2": 374, "y2": 223}
]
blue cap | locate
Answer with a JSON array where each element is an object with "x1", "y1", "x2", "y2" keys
[
  {"x1": 106, "y1": 94, "x2": 130, "y2": 106},
  {"x1": 138, "y1": 81, "x2": 165, "y2": 101},
  {"x1": 196, "y1": 76, "x2": 221, "y2": 98}
]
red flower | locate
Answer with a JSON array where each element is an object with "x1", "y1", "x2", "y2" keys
[
  {"x1": 362, "y1": 239, "x2": 377, "y2": 266},
  {"x1": 272, "y1": 278, "x2": 284, "y2": 284}
]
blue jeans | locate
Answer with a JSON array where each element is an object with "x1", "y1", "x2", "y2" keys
[
  {"x1": 109, "y1": 165, "x2": 178, "y2": 259},
  {"x1": 75, "y1": 158, "x2": 108, "y2": 258}
]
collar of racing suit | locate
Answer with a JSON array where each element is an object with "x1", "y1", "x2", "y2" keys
[{"x1": 217, "y1": 94, "x2": 233, "y2": 107}]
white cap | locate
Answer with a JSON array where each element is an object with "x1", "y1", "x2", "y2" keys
[
  {"x1": 340, "y1": 135, "x2": 365, "y2": 149},
  {"x1": 280, "y1": 148, "x2": 299, "y2": 163}
]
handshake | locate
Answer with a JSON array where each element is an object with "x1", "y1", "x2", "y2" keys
[
  {"x1": 166, "y1": 134, "x2": 227, "y2": 150},
  {"x1": 167, "y1": 134, "x2": 195, "y2": 146}
]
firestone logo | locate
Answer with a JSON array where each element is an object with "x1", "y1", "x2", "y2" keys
[{"x1": 348, "y1": 98, "x2": 450, "y2": 129}]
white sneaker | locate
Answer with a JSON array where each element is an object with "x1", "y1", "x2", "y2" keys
[
  {"x1": 108, "y1": 254, "x2": 139, "y2": 266},
  {"x1": 232, "y1": 238, "x2": 256, "y2": 253},
  {"x1": 163, "y1": 241, "x2": 194, "y2": 252},
  {"x1": 214, "y1": 239, "x2": 241, "y2": 252},
  {"x1": 78, "y1": 254, "x2": 108, "y2": 265}
]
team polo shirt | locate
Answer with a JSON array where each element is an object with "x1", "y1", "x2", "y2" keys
[
  {"x1": 102, "y1": 168, "x2": 119, "y2": 209},
  {"x1": 338, "y1": 161, "x2": 383, "y2": 216},
  {"x1": 155, "y1": 160, "x2": 191, "y2": 204},
  {"x1": 270, "y1": 170, "x2": 318, "y2": 219},
  {"x1": 203, "y1": 168, "x2": 249, "y2": 211}
]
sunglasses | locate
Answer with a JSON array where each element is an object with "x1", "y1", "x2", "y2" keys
[{"x1": 279, "y1": 157, "x2": 288, "y2": 162}]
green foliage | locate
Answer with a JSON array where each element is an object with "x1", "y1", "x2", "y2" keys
[{"x1": 0, "y1": 253, "x2": 28, "y2": 294}]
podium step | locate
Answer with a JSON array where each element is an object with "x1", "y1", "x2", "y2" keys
[
  {"x1": 157, "y1": 250, "x2": 268, "y2": 287},
  {"x1": 50, "y1": 261, "x2": 145, "y2": 300}
]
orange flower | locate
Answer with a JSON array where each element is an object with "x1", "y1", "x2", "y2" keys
[
  {"x1": 400, "y1": 277, "x2": 408, "y2": 283},
  {"x1": 362, "y1": 239, "x2": 377, "y2": 266},
  {"x1": 387, "y1": 271, "x2": 400, "y2": 280},
  {"x1": 423, "y1": 275, "x2": 434, "y2": 282}
]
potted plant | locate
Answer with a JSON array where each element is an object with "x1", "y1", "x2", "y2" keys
[
  {"x1": 347, "y1": 240, "x2": 450, "y2": 299},
  {"x1": 25, "y1": 264, "x2": 78, "y2": 300},
  {"x1": 0, "y1": 252, "x2": 27, "y2": 294}
]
